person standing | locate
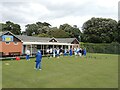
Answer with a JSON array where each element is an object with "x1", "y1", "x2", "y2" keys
[
  {"x1": 53, "y1": 48, "x2": 56, "y2": 57},
  {"x1": 25, "y1": 50, "x2": 30, "y2": 61},
  {"x1": 56, "y1": 48, "x2": 60, "y2": 58},
  {"x1": 46, "y1": 48, "x2": 50, "y2": 58},
  {"x1": 74, "y1": 48, "x2": 77, "y2": 56},
  {"x1": 64, "y1": 48, "x2": 67, "y2": 56},
  {"x1": 84, "y1": 48, "x2": 87, "y2": 56},
  {"x1": 35, "y1": 50, "x2": 42, "y2": 70},
  {"x1": 50, "y1": 48, "x2": 53, "y2": 58},
  {"x1": 77, "y1": 47, "x2": 80, "y2": 55},
  {"x1": 59, "y1": 48, "x2": 63, "y2": 56},
  {"x1": 69, "y1": 48, "x2": 72, "y2": 56},
  {"x1": 82, "y1": 48, "x2": 84, "y2": 56},
  {"x1": 79, "y1": 48, "x2": 82, "y2": 57}
]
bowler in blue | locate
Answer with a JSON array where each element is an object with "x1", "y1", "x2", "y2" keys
[{"x1": 35, "y1": 50, "x2": 42, "y2": 70}]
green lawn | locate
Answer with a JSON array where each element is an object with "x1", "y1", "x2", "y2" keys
[{"x1": 2, "y1": 53, "x2": 118, "y2": 88}]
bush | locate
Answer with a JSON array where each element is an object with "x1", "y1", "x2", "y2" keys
[{"x1": 80, "y1": 42, "x2": 120, "y2": 54}]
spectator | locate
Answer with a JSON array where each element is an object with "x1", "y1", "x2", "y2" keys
[
  {"x1": 69, "y1": 48, "x2": 72, "y2": 56},
  {"x1": 46, "y1": 48, "x2": 50, "y2": 58},
  {"x1": 25, "y1": 50, "x2": 30, "y2": 61},
  {"x1": 64, "y1": 48, "x2": 67, "y2": 56},
  {"x1": 78, "y1": 48, "x2": 82, "y2": 57},
  {"x1": 84, "y1": 48, "x2": 87, "y2": 56},
  {"x1": 56, "y1": 48, "x2": 60, "y2": 58},
  {"x1": 50, "y1": 48, "x2": 53, "y2": 58},
  {"x1": 53, "y1": 48, "x2": 56, "y2": 57}
]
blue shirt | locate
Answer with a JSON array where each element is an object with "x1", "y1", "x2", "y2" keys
[{"x1": 36, "y1": 52, "x2": 42, "y2": 62}]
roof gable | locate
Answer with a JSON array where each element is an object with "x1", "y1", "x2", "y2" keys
[
  {"x1": 56, "y1": 38, "x2": 79, "y2": 44},
  {"x1": 71, "y1": 38, "x2": 79, "y2": 44},
  {"x1": 0, "y1": 31, "x2": 22, "y2": 42},
  {"x1": 49, "y1": 37, "x2": 58, "y2": 42}
]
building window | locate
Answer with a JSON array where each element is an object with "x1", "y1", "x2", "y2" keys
[
  {"x1": 14, "y1": 42, "x2": 18, "y2": 45},
  {"x1": 5, "y1": 42, "x2": 10, "y2": 45}
]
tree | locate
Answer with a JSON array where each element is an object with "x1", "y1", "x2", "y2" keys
[
  {"x1": 59, "y1": 23, "x2": 82, "y2": 40},
  {"x1": 82, "y1": 17, "x2": 118, "y2": 43},
  {"x1": 36, "y1": 22, "x2": 51, "y2": 34},
  {"x1": 2, "y1": 21, "x2": 21, "y2": 35},
  {"x1": 47, "y1": 27, "x2": 58, "y2": 37},
  {"x1": 25, "y1": 22, "x2": 82, "y2": 39},
  {"x1": 25, "y1": 24, "x2": 38, "y2": 36},
  {"x1": 48, "y1": 29, "x2": 70, "y2": 38},
  {"x1": 117, "y1": 20, "x2": 120, "y2": 43},
  {"x1": 25, "y1": 22, "x2": 51, "y2": 36},
  {"x1": 0, "y1": 23, "x2": 3, "y2": 31}
]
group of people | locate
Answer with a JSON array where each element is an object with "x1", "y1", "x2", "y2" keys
[
  {"x1": 74, "y1": 47, "x2": 86, "y2": 57},
  {"x1": 46, "y1": 47, "x2": 86, "y2": 58},
  {"x1": 46, "y1": 48, "x2": 71, "y2": 58},
  {"x1": 25, "y1": 47, "x2": 86, "y2": 71}
]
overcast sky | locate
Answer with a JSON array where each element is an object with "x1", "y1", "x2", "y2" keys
[{"x1": 0, "y1": 0, "x2": 119, "y2": 31}]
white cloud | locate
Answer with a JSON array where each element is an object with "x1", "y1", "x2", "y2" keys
[
  {"x1": 0, "y1": 0, "x2": 119, "y2": 31},
  {"x1": 118, "y1": 1, "x2": 120, "y2": 20}
]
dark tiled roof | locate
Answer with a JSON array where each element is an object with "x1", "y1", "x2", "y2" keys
[
  {"x1": 16, "y1": 35, "x2": 77, "y2": 43},
  {"x1": 16, "y1": 35, "x2": 51, "y2": 42},
  {"x1": 56, "y1": 38, "x2": 76, "y2": 43},
  {"x1": 0, "y1": 31, "x2": 78, "y2": 44}
]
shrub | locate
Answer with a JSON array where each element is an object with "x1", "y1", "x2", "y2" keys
[{"x1": 80, "y1": 42, "x2": 120, "y2": 54}]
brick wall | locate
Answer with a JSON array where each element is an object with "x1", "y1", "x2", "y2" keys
[{"x1": 0, "y1": 42, "x2": 22, "y2": 55}]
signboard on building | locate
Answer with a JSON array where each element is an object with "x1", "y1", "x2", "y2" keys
[{"x1": 2, "y1": 35, "x2": 13, "y2": 42}]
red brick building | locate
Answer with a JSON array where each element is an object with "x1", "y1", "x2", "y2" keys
[{"x1": 0, "y1": 31, "x2": 23, "y2": 56}]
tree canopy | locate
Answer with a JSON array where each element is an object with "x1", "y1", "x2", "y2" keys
[
  {"x1": 2, "y1": 21, "x2": 21, "y2": 35},
  {"x1": 82, "y1": 17, "x2": 118, "y2": 43},
  {"x1": 117, "y1": 20, "x2": 120, "y2": 43},
  {"x1": 25, "y1": 22, "x2": 82, "y2": 40}
]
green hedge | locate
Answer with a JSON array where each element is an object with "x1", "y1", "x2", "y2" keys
[{"x1": 80, "y1": 42, "x2": 120, "y2": 54}]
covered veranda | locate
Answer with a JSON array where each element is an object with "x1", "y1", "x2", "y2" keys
[{"x1": 22, "y1": 42, "x2": 78, "y2": 56}]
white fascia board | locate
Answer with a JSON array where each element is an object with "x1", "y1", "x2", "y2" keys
[{"x1": 23, "y1": 42, "x2": 72, "y2": 45}]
